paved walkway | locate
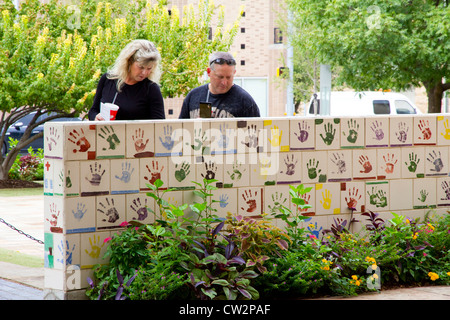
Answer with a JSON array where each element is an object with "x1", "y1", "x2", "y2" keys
[{"x1": 0, "y1": 194, "x2": 449, "y2": 300}]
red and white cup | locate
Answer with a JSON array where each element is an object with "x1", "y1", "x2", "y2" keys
[{"x1": 100, "y1": 102, "x2": 119, "y2": 121}]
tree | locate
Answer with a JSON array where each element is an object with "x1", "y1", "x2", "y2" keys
[
  {"x1": 0, "y1": 0, "x2": 241, "y2": 180},
  {"x1": 286, "y1": 0, "x2": 450, "y2": 113}
]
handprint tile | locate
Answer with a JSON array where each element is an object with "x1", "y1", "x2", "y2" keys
[
  {"x1": 52, "y1": 233, "x2": 81, "y2": 270},
  {"x1": 401, "y1": 147, "x2": 425, "y2": 178},
  {"x1": 377, "y1": 149, "x2": 401, "y2": 179},
  {"x1": 211, "y1": 188, "x2": 238, "y2": 219},
  {"x1": 365, "y1": 117, "x2": 389, "y2": 148},
  {"x1": 110, "y1": 159, "x2": 140, "y2": 194},
  {"x1": 436, "y1": 177, "x2": 450, "y2": 207},
  {"x1": 425, "y1": 147, "x2": 448, "y2": 177},
  {"x1": 289, "y1": 183, "x2": 315, "y2": 216},
  {"x1": 96, "y1": 123, "x2": 126, "y2": 159},
  {"x1": 277, "y1": 152, "x2": 302, "y2": 184},
  {"x1": 96, "y1": 195, "x2": 126, "y2": 230},
  {"x1": 80, "y1": 160, "x2": 110, "y2": 196},
  {"x1": 340, "y1": 182, "x2": 365, "y2": 213},
  {"x1": 389, "y1": 179, "x2": 413, "y2": 211},
  {"x1": 390, "y1": 117, "x2": 413, "y2": 147},
  {"x1": 290, "y1": 118, "x2": 315, "y2": 150},
  {"x1": 80, "y1": 231, "x2": 110, "y2": 269},
  {"x1": 341, "y1": 118, "x2": 365, "y2": 149},
  {"x1": 264, "y1": 119, "x2": 290, "y2": 152},
  {"x1": 126, "y1": 123, "x2": 155, "y2": 158},
  {"x1": 315, "y1": 183, "x2": 341, "y2": 215},
  {"x1": 264, "y1": 185, "x2": 290, "y2": 216},
  {"x1": 44, "y1": 197, "x2": 64, "y2": 234},
  {"x1": 44, "y1": 123, "x2": 64, "y2": 159},
  {"x1": 250, "y1": 153, "x2": 277, "y2": 186},
  {"x1": 413, "y1": 116, "x2": 437, "y2": 145},
  {"x1": 168, "y1": 156, "x2": 195, "y2": 190},
  {"x1": 327, "y1": 150, "x2": 352, "y2": 182},
  {"x1": 196, "y1": 155, "x2": 223, "y2": 188},
  {"x1": 413, "y1": 178, "x2": 437, "y2": 209},
  {"x1": 365, "y1": 181, "x2": 389, "y2": 211},
  {"x1": 302, "y1": 151, "x2": 327, "y2": 183},
  {"x1": 183, "y1": 121, "x2": 211, "y2": 156},
  {"x1": 352, "y1": 149, "x2": 377, "y2": 180},
  {"x1": 64, "y1": 197, "x2": 96, "y2": 234},
  {"x1": 210, "y1": 120, "x2": 237, "y2": 155},
  {"x1": 53, "y1": 161, "x2": 80, "y2": 197},
  {"x1": 154, "y1": 122, "x2": 183, "y2": 157},
  {"x1": 140, "y1": 157, "x2": 168, "y2": 191},
  {"x1": 437, "y1": 116, "x2": 450, "y2": 145},
  {"x1": 126, "y1": 193, "x2": 155, "y2": 225},
  {"x1": 237, "y1": 120, "x2": 263, "y2": 154},
  {"x1": 223, "y1": 159, "x2": 249, "y2": 187},
  {"x1": 238, "y1": 187, "x2": 263, "y2": 216},
  {"x1": 315, "y1": 118, "x2": 340, "y2": 150}
]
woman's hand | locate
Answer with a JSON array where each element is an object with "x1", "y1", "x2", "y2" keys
[{"x1": 95, "y1": 114, "x2": 105, "y2": 121}]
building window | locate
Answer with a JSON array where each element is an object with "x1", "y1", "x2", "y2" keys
[
  {"x1": 241, "y1": 60, "x2": 245, "y2": 66},
  {"x1": 241, "y1": 28, "x2": 245, "y2": 33},
  {"x1": 274, "y1": 28, "x2": 283, "y2": 44},
  {"x1": 241, "y1": 44, "x2": 245, "y2": 49}
]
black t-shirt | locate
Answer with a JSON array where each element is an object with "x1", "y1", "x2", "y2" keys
[
  {"x1": 179, "y1": 84, "x2": 260, "y2": 118},
  {"x1": 88, "y1": 73, "x2": 165, "y2": 120}
]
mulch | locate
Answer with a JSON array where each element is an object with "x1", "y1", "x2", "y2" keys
[{"x1": 0, "y1": 179, "x2": 43, "y2": 189}]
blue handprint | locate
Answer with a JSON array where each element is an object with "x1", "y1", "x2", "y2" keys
[
  {"x1": 219, "y1": 194, "x2": 229, "y2": 208},
  {"x1": 159, "y1": 125, "x2": 175, "y2": 150},
  {"x1": 57, "y1": 240, "x2": 76, "y2": 265},
  {"x1": 307, "y1": 222, "x2": 323, "y2": 239},
  {"x1": 217, "y1": 124, "x2": 230, "y2": 148},
  {"x1": 115, "y1": 161, "x2": 135, "y2": 183},
  {"x1": 72, "y1": 202, "x2": 86, "y2": 221}
]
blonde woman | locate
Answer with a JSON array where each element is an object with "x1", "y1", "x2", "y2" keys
[{"x1": 88, "y1": 40, "x2": 165, "y2": 120}]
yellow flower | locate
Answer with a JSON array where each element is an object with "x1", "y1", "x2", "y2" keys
[
  {"x1": 427, "y1": 223, "x2": 435, "y2": 231},
  {"x1": 428, "y1": 272, "x2": 439, "y2": 281},
  {"x1": 371, "y1": 263, "x2": 377, "y2": 271},
  {"x1": 351, "y1": 275, "x2": 358, "y2": 281},
  {"x1": 365, "y1": 256, "x2": 376, "y2": 264},
  {"x1": 412, "y1": 232, "x2": 418, "y2": 240},
  {"x1": 447, "y1": 272, "x2": 450, "y2": 277}
]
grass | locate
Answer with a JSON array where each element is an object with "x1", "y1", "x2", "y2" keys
[
  {"x1": 0, "y1": 248, "x2": 44, "y2": 268},
  {"x1": 0, "y1": 187, "x2": 43, "y2": 197}
]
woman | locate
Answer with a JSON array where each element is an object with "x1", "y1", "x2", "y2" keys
[{"x1": 88, "y1": 40, "x2": 165, "y2": 121}]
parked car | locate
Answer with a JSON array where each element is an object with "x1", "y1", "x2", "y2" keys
[
  {"x1": 2, "y1": 111, "x2": 82, "y2": 156},
  {"x1": 305, "y1": 91, "x2": 421, "y2": 117}
]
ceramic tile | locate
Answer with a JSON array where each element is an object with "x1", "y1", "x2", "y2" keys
[
  {"x1": 263, "y1": 119, "x2": 290, "y2": 152},
  {"x1": 250, "y1": 153, "x2": 277, "y2": 186},
  {"x1": 413, "y1": 115, "x2": 437, "y2": 145},
  {"x1": 401, "y1": 147, "x2": 425, "y2": 179},
  {"x1": 236, "y1": 119, "x2": 264, "y2": 154},
  {"x1": 315, "y1": 118, "x2": 340, "y2": 150},
  {"x1": 303, "y1": 216, "x2": 328, "y2": 238},
  {"x1": 80, "y1": 160, "x2": 110, "y2": 197},
  {"x1": 389, "y1": 116, "x2": 413, "y2": 147},
  {"x1": 377, "y1": 148, "x2": 401, "y2": 179},
  {"x1": 340, "y1": 181, "x2": 365, "y2": 213},
  {"x1": 223, "y1": 159, "x2": 250, "y2": 188},
  {"x1": 43, "y1": 158, "x2": 55, "y2": 196},
  {"x1": 126, "y1": 193, "x2": 155, "y2": 224},
  {"x1": 140, "y1": 157, "x2": 168, "y2": 190},
  {"x1": 425, "y1": 146, "x2": 448, "y2": 177},
  {"x1": 238, "y1": 186, "x2": 264, "y2": 216},
  {"x1": 301, "y1": 150, "x2": 328, "y2": 183},
  {"x1": 110, "y1": 159, "x2": 140, "y2": 194},
  {"x1": 365, "y1": 117, "x2": 389, "y2": 148},
  {"x1": 340, "y1": 117, "x2": 365, "y2": 149},
  {"x1": 52, "y1": 233, "x2": 81, "y2": 271},
  {"x1": 352, "y1": 149, "x2": 377, "y2": 180},
  {"x1": 436, "y1": 115, "x2": 450, "y2": 146},
  {"x1": 183, "y1": 120, "x2": 211, "y2": 156},
  {"x1": 289, "y1": 118, "x2": 315, "y2": 150},
  {"x1": 166, "y1": 156, "x2": 195, "y2": 190},
  {"x1": 289, "y1": 183, "x2": 315, "y2": 216},
  {"x1": 80, "y1": 231, "x2": 110, "y2": 269},
  {"x1": 154, "y1": 122, "x2": 183, "y2": 157},
  {"x1": 277, "y1": 152, "x2": 302, "y2": 184},
  {"x1": 264, "y1": 185, "x2": 290, "y2": 217},
  {"x1": 436, "y1": 177, "x2": 450, "y2": 207},
  {"x1": 196, "y1": 154, "x2": 224, "y2": 188},
  {"x1": 327, "y1": 150, "x2": 352, "y2": 182},
  {"x1": 389, "y1": 179, "x2": 413, "y2": 211},
  {"x1": 413, "y1": 178, "x2": 437, "y2": 209},
  {"x1": 44, "y1": 196, "x2": 64, "y2": 234},
  {"x1": 44, "y1": 123, "x2": 64, "y2": 159},
  {"x1": 95, "y1": 123, "x2": 126, "y2": 159},
  {"x1": 315, "y1": 183, "x2": 341, "y2": 215},
  {"x1": 365, "y1": 181, "x2": 389, "y2": 212},
  {"x1": 126, "y1": 122, "x2": 155, "y2": 158},
  {"x1": 210, "y1": 119, "x2": 238, "y2": 155},
  {"x1": 65, "y1": 197, "x2": 96, "y2": 234},
  {"x1": 211, "y1": 188, "x2": 238, "y2": 219},
  {"x1": 65, "y1": 123, "x2": 97, "y2": 160},
  {"x1": 96, "y1": 194, "x2": 126, "y2": 230}
]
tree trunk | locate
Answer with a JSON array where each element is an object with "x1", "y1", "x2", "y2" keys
[{"x1": 424, "y1": 80, "x2": 444, "y2": 113}]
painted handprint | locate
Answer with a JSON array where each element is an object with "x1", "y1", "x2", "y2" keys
[
  {"x1": 427, "y1": 150, "x2": 444, "y2": 173},
  {"x1": 441, "y1": 181, "x2": 450, "y2": 200},
  {"x1": 189, "y1": 128, "x2": 207, "y2": 152},
  {"x1": 382, "y1": 153, "x2": 398, "y2": 174},
  {"x1": 319, "y1": 122, "x2": 336, "y2": 145},
  {"x1": 130, "y1": 197, "x2": 148, "y2": 221},
  {"x1": 99, "y1": 126, "x2": 120, "y2": 151},
  {"x1": 280, "y1": 154, "x2": 298, "y2": 176},
  {"x1": 320, "y1": 189, "x2": 332, "y2": 210},
  {"x1": 201, "y1": 161, "x2": 217, "y2": 180},
  {"x1": 227, "y1": 161, "x2": 245, "y2": 181},
  {"x1": 405, "y1": 152, "x2": 420, "y2": 173},
  {"x1": 98, "y1": 197, "x2": 120, "y2": 223},
  {"x1": 418, "y1": 189, "x2": 428, "y2": 203},
  {"x1": 268, "y1": 125, "x2": 282, "y2": 147},
  {"x1": 441, "y1": 119, "x2": 450, "y2": 140},
  {"x1": 144, "y1": 161, "x2": 164, "y2": 185},
  {"x1": 219, "y1": 194, "x2": 229, "y2": 208},
  {"x1": 241, "y1": 124, "x2": 259, "y2": 149},
  {"x1": 367, "y1": 187, "x2": 387, "y2": 208},
  {"x1": 68, "y1": 128, "x2": 91, "y2": 153},
  {"x1": 217, "y1": 124, "x2": 230, "y2": 148},
  {"x1": 370, "y1": 120, "x2": 384, "y2": 141},
  {"x1": 306, "y1": 158, "x2": 321, "y2": 180},
  {"x1": 268, "y1": 191, "x2": 288, "y2": 213},
  {"x1": 418, "y1": 119, "x2": 432, "y2": 140},
  {"x1": 175, "y1": 161, "x2": 190, "y2": 182},
  {"x1": 307, "y1": 222, "x2": 323, "y2": 239},
  {"x1": 132, "y1": 128, "x2": 149, "y2": 153},
  {"x1": 58, "y1": 240, "x2": 76, "y2": 265},
  {"x1": 46, "y1": 202, "x2": 62, "y2": 233},
  {"x1": 395, "y1": 122, "x2": 409, "y2": 143},
  {"x1": 294, "y1": 121, "x2": 310, "y2": 143},
  {"x1": 241, "y1": 189, "x2": 258, "y2": 213},
  {"x1": 331, "y1": 152, "x2": 346, "y2": 174},
  {"x1": 84, "y1": 235, "x2": 105, "y2": 259},
  {"x1": 115, "y1": 161, "x2": 135, "y2": 183},
  {"x1": 344, "y1": 119, "x2": 359, "y2": 143},
  {"x1": 345, "y1": 187, "x2": 362, "y2": 209},
  {"x1": 72, "y1": 202, "x2": 86, "y2": 221},
  {"x1": 85, "y1": 162, "x2": 106, "y2": 186},
  {"x1": 159, "y1": 125, "x2": 175, "y2": 150},
  {"x1": 46, "y1": 127, "x2": 60, "y2": 151},
  {"x1": 358, "y1": 155, "x2": 373, "y2": 174}
]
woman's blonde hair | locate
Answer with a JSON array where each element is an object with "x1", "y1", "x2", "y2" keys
[{"x1": 107, "y1": 39, "x2": 162, "y2": 92}]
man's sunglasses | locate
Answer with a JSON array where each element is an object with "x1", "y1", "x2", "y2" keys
[{"x1": 209, "y1": 58, "x2": 236, "y2": 66}]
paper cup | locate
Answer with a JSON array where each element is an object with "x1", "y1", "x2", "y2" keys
[{"x1": 100, "y1": 102, "x2": 119, "y2": 121}]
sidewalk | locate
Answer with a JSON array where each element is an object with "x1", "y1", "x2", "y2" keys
[{"x1": 0, "y1": 194, "x2": 449, "y2": 300}]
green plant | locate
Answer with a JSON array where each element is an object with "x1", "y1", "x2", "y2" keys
[{"x1": 7, "y1": 138, "x2": 44, "y2": 181}]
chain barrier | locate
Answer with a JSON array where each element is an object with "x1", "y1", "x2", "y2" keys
[{"x1": 0, "y1": 217, "x2": 44, "y2": 245}]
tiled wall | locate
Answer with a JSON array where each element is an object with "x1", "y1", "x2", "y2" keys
[{"x1": 43, "y1": 114, "x2": 450, "y2": 299}]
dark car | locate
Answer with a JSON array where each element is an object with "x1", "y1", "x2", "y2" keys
[{"x1": 2, "y1": 111, "x2": 82, "y2": 156}]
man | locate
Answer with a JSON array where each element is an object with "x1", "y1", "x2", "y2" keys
[{"x1": 179, "y1": 52, "x2": 260, "y2": 118}]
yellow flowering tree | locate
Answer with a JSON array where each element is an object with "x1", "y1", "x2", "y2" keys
[{"x1": 0, "y1": 0, "x2": 241, "y2": 179}]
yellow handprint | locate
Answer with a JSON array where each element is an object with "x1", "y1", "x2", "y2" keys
[
  {"x1": 320, "y1": 189, "x2": 332, "y2": 210},
  {"x1": 441, "y1": 119, "x2": 450, "y2": 140},
  {"x1": 268, "y1": 125, "x2": 282, "y2": 147},
  {"x1": 85, "y1": 235, "x2": 105, "y2": 259}
]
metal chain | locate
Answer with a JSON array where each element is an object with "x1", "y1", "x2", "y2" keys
[{"x1": 0, "y1": 217, "x2": 44, "y2": 245}]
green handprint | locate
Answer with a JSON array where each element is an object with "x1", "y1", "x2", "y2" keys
[
  {"x1": 174, "y1": 161, "x2": 190, "y2": 182},
  {"x1": 320, "y1": 122, "x2": 336, "y2": 145},
  {"x1": 99, "y1": 126, "x2": 120, "y2": 150},
  {"x1": 418, "y1": 189, "x2": 428, "y2": 203},
  {"x1": 346, "y1": 119, "x2": 359, "y2": 143},
  {"x1": 307, "y1": 158, "x2": 321, "y2": 179},
  {"x1": 367, "y1": 187, "x2": 387, "y2": 208},
  {"x1": 405, "y1": 152, "x2": 420, "y2": 173}
]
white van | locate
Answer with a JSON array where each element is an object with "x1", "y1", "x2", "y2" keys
[{"x1": 305, "y1": 91, "x2": 421, "y2": 117}]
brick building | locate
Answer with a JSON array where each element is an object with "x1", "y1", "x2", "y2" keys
[{"x1": 164, "y1": 0, "x2": 289, "y2": 119}]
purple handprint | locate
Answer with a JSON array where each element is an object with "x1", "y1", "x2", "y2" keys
[
  {"x1": 295, "y1": 121, "x2": 310, "y2": 142},
  {"x1": 370, "y1": 120, "x2": 384, "y2": 141}
]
